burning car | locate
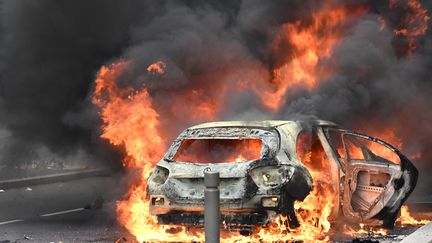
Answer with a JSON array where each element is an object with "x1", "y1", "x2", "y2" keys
[{"x1": 147, "y1": 120, "x2": 417, "y2": 229}]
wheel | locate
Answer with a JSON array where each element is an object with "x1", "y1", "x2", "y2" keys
[{"x1": 279, "y1": 193, "x2": 300, "y2": 228}]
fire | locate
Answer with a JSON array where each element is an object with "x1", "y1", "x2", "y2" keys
[
  {"x1": 367, "y1": 129, "x2": 402, "y2": 163},
  {"x1": 188, "y1": 89, "x2": 219, "y2": 121},
  {"x1": 259, "y1": 6, "x2": 367, "y2": 111},
  {"x1": 91, "y1": 1, "x2": 431, "y2": 242},
  {"x1": 229, "y1": 128, "x2": 338, "y2": 242},
  {"x1": 234, "y1": 155, "x2": 246, "y2": 162},
  {"x1": 344, "y1": 127, "x2": 402, "y2": 164},
  {"x1": 220, "y1": 171, "x2": 335, "y2": 243},
  {"x1": 93, "y1": 60, "x2": 337, "y2": 242},
  {"x1": 344, "y1": 205, "x2": 430, "y2": 237},
  {"x1": 146, "y1": 61, "x2": 166, "y2": 75},
  {"x1": 346, "y1": 127, "x2": 429, "y2": 231},
  {"x1": 343, "y1": 223, "x2": 388, "y2": 236},
  {"x1": 91, "y1": 61, "x2": 222, "y2": 242},
  {"x1": 92, "y1": 61, "x2": 165, "y2": 168},
  {"x1": 257, "y1": 0, "x2": 431, "y2": 111},
  {"x1": 173, "y1": 138, "x2": 263, "y2": 164},
  {"x1": 252, "y1": 170, "x2": 334, "y2": 242},
  {"x1": 92, "y1": 61, "x2": 176, "y2": 241},
  {"x1": 398, "y1": 205, "x2": 430, "y2": 225},
  {"x1": 390, "y1": 0, "x2": 430, "y2": 54}
]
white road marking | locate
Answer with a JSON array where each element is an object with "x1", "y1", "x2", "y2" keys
[
  {"x1": 0, "y1": 208, "x2": 86, "y2": 225},
  {"x1": 0, "y1": 219, "x2": 24, "y2": 225},
  {"x1": 40, "y1": 208, "x2": 85, "y2": 217}
]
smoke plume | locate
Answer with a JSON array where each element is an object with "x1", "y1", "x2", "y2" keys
[{"x1": 0, "y1": 0, "x2": 431, "y2": 198}]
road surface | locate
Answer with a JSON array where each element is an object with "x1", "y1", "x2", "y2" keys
[{"x1": 0, "y1": 171, "x2": 135, "y2": 242}]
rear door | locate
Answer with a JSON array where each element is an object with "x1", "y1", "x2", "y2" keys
[{"x1": 322, "y1": 128, "x2": 418, "y2": 227}]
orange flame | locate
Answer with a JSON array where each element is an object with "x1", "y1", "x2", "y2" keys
[
  {"x1": 173, "y1": 138, "x2": 263, "y2": 164},
  {"x1": 92, "y1": 61, "x2": 176, "y2": 241},
  {"x1": 345, "y1": 128, "x2": 402, "y2": 164},
  {"x1": 398, "y1": 205, "x2": 430, "y2": 225},
  {"x1": 93, "y1": 61, "x2": 337, "y2": 242},
  {"x1": 344, "y1": 204, "x2": 430, "y2": 236},
  {"x1": 147, "y1": 61, "x2": 166, "y2": 75},
  {"x1": 343, "y1": 223, "x2": 388, "y2": 236},
  {"x1": 259, "y1": 7, "x2": 367, "y2": 111},
  {"x1": 390, "y1": 0, "x2": 430, "y2": 54},
  {"x1": 91, "y1": 1, "x2": 431, "y2": 242},
  {"x1": 92, "y1": 61, "x2": 165, "y2": 168}
]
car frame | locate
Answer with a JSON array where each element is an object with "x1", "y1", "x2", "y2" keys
[{"x1": 147, "y1": 120, "x2": 417, "y2": 229}]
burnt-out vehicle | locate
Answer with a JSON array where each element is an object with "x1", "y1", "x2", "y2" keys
[{"x1": 147, "y1": 120, "x2": 417, "y2": 228}]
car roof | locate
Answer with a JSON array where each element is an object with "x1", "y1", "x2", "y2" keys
[{"x1": 188, "y1": 119, "x2": 338, "y2": 130}]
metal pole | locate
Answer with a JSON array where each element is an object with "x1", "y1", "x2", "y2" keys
[{"x1": 204, "y1": 170, "x2": 220, "y2": 243}]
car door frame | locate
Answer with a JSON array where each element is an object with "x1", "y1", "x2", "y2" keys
[
  {"x1": 315, "y1": 126, "x2": 344, "y2": 220},
  {"x1": 317, "y1": 126, "x2": 418, "y2": 227}
]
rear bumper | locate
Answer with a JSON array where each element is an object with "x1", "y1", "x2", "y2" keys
[
  {"x1": 157, "y1": 211, "x2": 269, "y2": 227},
  {"x1": 149, "y1": 194, "x2": 280, "y2": 216}
]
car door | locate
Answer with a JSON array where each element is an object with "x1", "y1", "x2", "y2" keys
[{"x1": 322, "y1": 128, "x2": 418, "y2": 227}]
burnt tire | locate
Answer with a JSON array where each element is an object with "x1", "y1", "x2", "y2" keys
[
  {"x1": 279, "y1": 193, "x2": 300, "y2": 228},
  {"x1": 282, "y1": 165, "x2": 313, "y2": 201},
  {"x1": 382, "y1": 209, "x2": 399, "y2": 229}
]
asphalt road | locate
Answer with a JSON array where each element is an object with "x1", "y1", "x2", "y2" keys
[
  {"x1": 0, "y1": 172, "x2": 134, "y2": 242},
  {"x1": 0, "y1": 173, "x2": 126, "y2": 222},
  {"x1": 0, "y1": 207, "x2": 130, "y2": 243}
]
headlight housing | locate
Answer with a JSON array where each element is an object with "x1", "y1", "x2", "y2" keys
[
  {"x1": 250, "y1": 165, "x2": 294, "y2": 188},
  {"x1": 149, "y1": 166, "x2": 170, "y2": 185}
]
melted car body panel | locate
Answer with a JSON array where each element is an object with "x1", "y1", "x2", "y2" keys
[
  {"x1": 147, "y1": 120, "x2": 417, "y2": 228},
  {"x1": 320, "y1": 127, "x2": 418, "y2": 227}
]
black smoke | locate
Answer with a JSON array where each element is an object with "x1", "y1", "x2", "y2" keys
[
  {"x1": 0, "y1": 0, "x2": 146, "y2": 168},
  {"x1": 0, "y1": 0, "x2": 431, "y2": 199}
]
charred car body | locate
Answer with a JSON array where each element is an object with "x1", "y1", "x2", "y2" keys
[{"x1": 147, "y1": 120, "x2": 417, "y2": 228}]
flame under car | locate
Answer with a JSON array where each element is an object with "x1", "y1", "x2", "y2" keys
[{"x1": 147, "y1": 120, "x2": 417, "y2": 229}]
